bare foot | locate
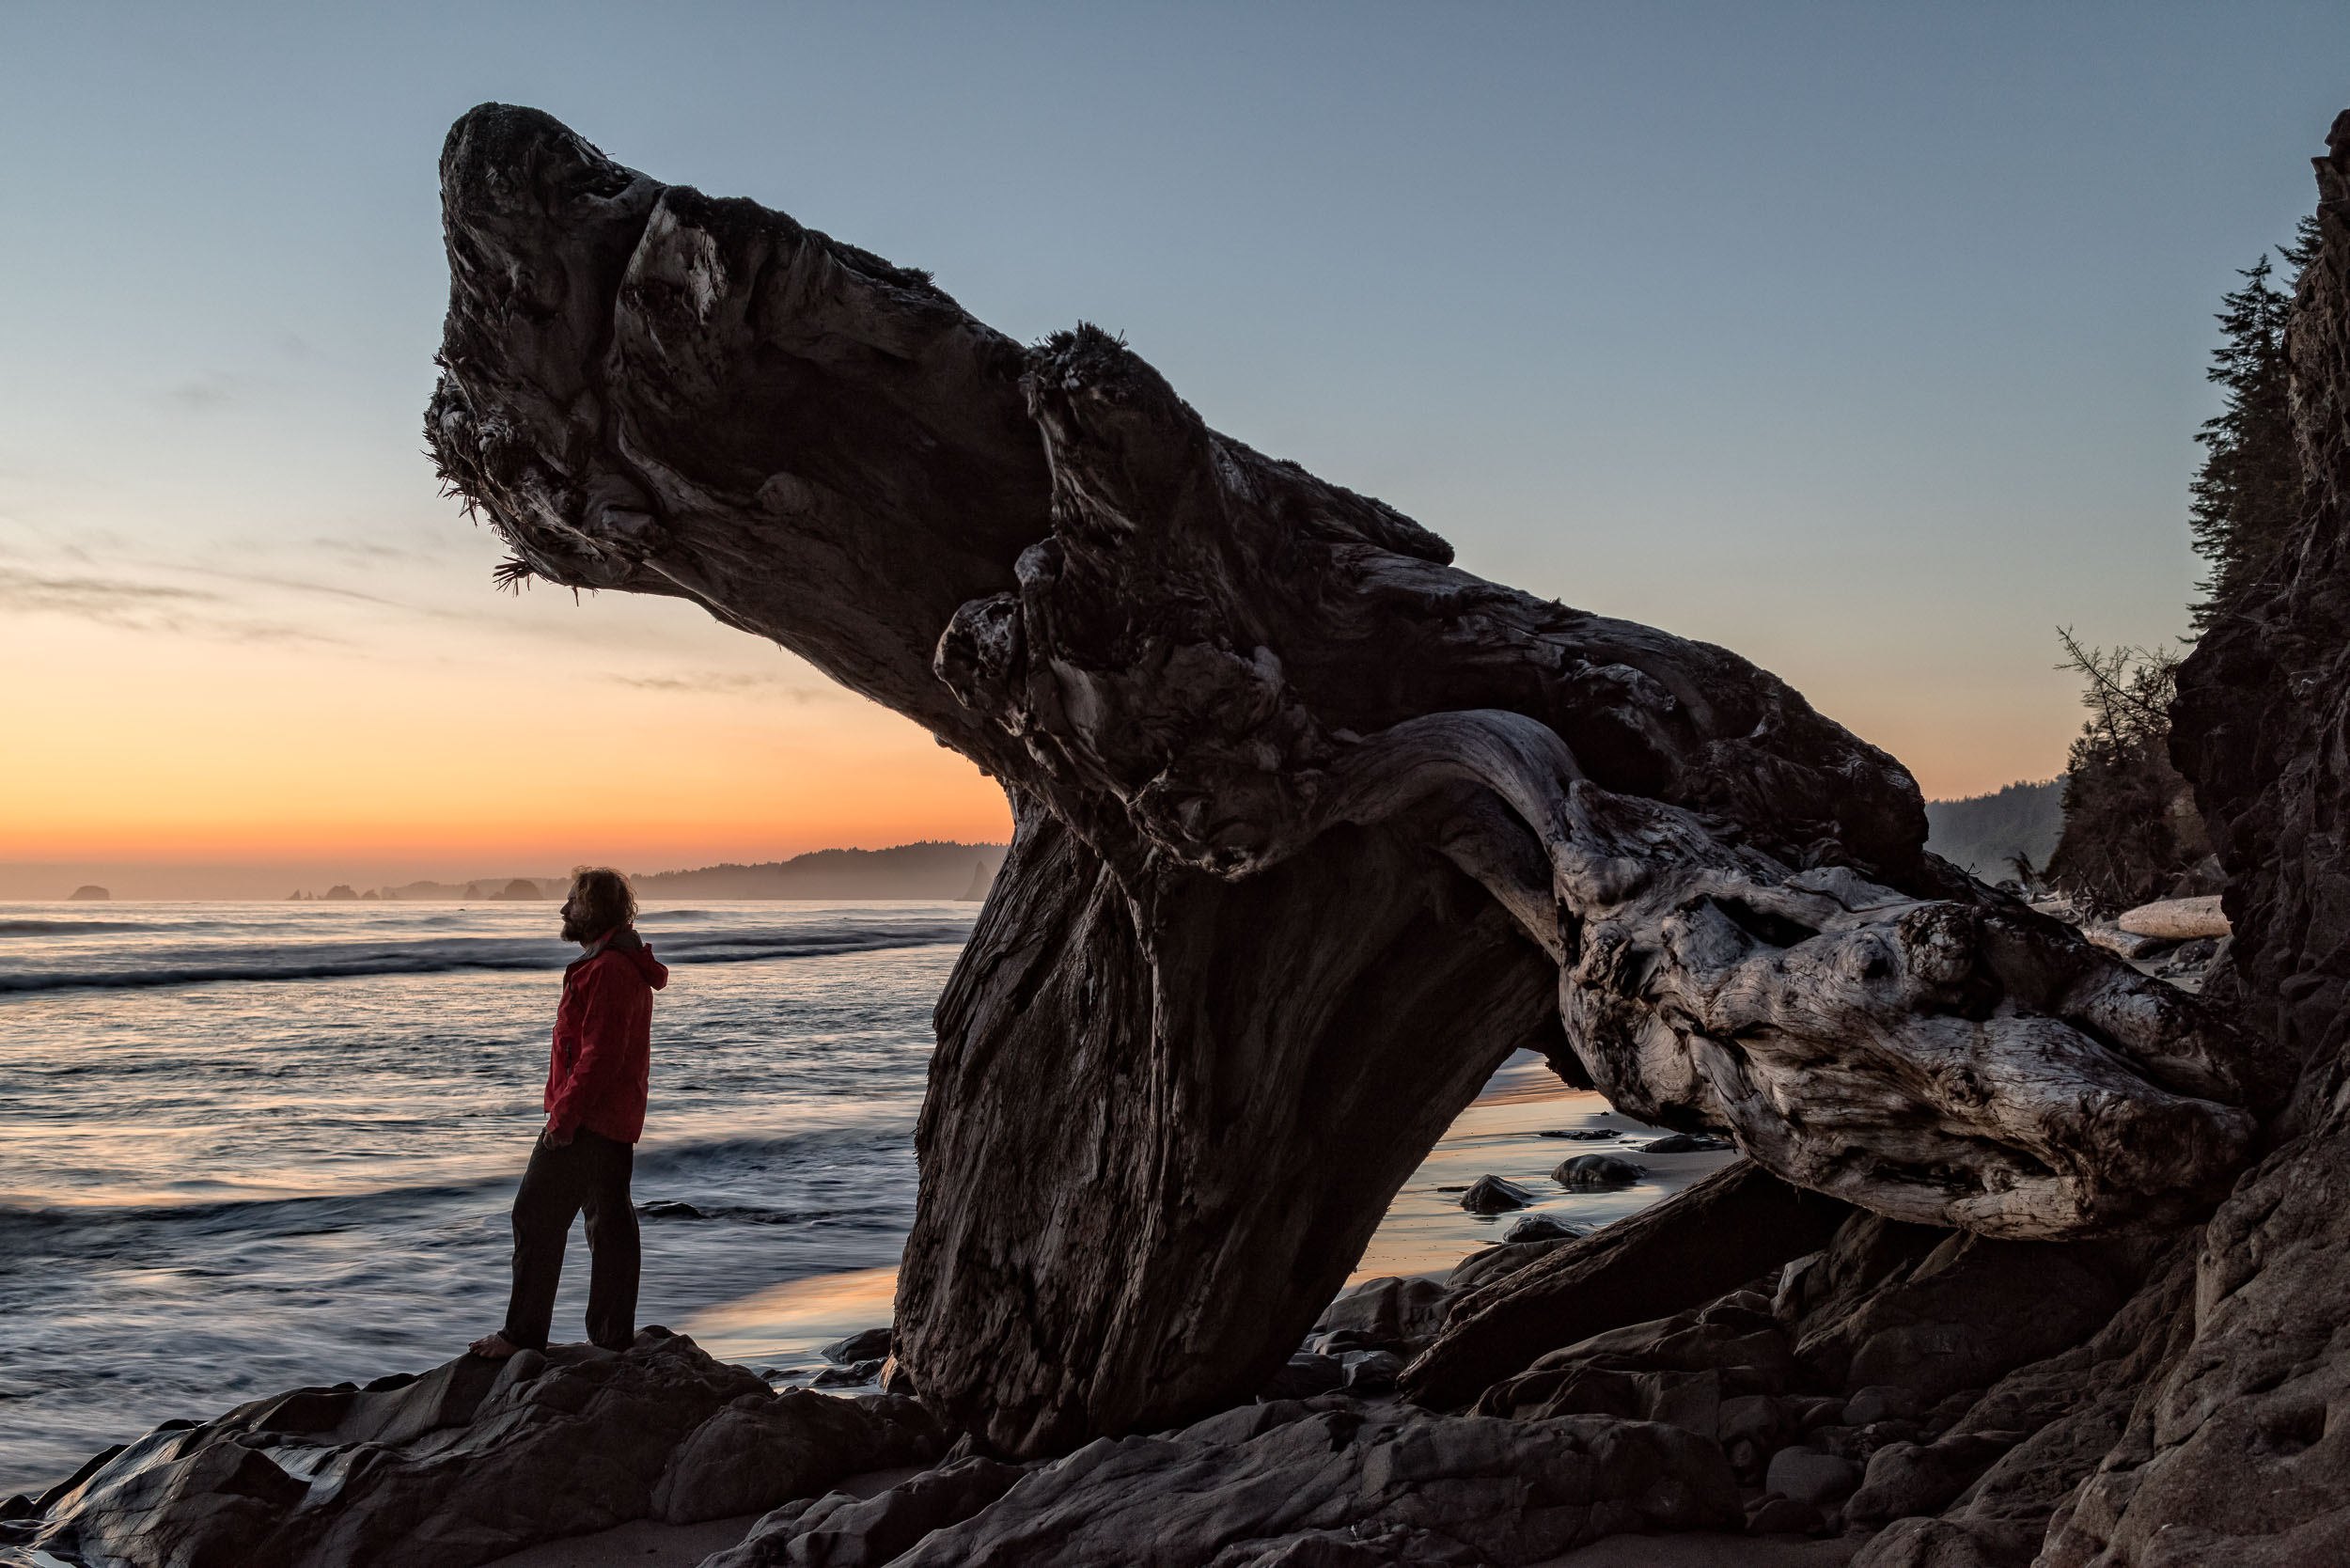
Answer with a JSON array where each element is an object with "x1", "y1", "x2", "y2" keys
[{"x1": 469, "y1": 1331, "x2": 524, "y2": 1359}]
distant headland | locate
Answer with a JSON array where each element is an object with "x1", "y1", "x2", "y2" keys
[{"x1": 278, "y1": 840, "x2": 1006, "y2": 904}]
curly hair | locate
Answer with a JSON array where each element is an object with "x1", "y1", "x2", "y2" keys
[{"x1": 566, "y1": 867, "x2": 637, "y2": 939}]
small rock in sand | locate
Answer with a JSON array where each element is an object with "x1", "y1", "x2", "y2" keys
[
  {"x1": 1501, "y1": 1214, "x2": 1579, "y2": 1244},
  {"x1": 1639, "y1": 1133, "x2": 1732, "y2": 1153},
  {"x1": 1459, "y1": 1174, "x2": 1536, "y2": 1213},
  {"x1": 1551, "y1": 1153, "x2": 1647, "y2": 1189}
]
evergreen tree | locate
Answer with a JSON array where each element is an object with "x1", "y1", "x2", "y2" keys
[
  {"x1": 2043, "y1": 632, "x2": 2211, "y2": 917},
  {"x1": 2188, "y1": 216, "x2": 2318, "y2": 631}
]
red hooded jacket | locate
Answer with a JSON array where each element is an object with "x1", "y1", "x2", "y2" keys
[{"x1": 543, "y1": 927, "x2": 669, "y2": 1144}]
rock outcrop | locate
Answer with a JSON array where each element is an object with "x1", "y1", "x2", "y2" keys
[
  {"x1": 426, "y1": 102, "x2": 2261, "y2": 1456},
  {"x1": 1819, "y1": 106, "x2": 2350, "y2": 1567},
  {"x1": 712, "y1": 1398, "x2": 1739, "y2": 1567},
  {"x1": 9, "y1": 1331, "x2": 945, "y2": 1568},
  {"x1": 2172, "y1": 110, "x2": 2350, "y2": 1070},
  {"x1": 1404, "y1": 1161, "x2": 1850, "y2": 1412}
]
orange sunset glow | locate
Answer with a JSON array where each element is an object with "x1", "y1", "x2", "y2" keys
[{"x1": 0, "y1": 546, "x2": 1010, "y2": 896}]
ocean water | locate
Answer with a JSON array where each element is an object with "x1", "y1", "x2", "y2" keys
[{"x1": 0, "y1": 901, "x2": 1724, "y2": 1497}]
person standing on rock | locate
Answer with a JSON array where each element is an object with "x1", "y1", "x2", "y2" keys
[{"x1": 470, "y1": 867, "x2": 669, "y2": 1359}]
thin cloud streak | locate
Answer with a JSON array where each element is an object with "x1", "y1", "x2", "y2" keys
[
  {"x1": 0, "y1": 565, "x2": 343, "y2": 646},
  {"x1": 607, "y1": 671, "x2": 838, "y2": 702}
]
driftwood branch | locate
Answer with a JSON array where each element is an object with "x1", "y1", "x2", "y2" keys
[{"x1": 430, "y1": 103, "x2": 2269, "y2": 1452}]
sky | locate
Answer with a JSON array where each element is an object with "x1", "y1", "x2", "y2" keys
[{"x1": 1, "y1": 3, "x2": 2343, "y2": 896}]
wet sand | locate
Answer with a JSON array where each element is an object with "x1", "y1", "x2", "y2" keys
[
  {"x1": 1350, "y1": 1055, "x2": 1736, "y2": 1284},
  {"x1": 676, "y1": 1265, "x2": 903, "y2": 1375}
]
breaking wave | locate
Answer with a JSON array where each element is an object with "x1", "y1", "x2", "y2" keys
[{"x1": 0, "y1": 921, "x2": 972, "y2": 994}]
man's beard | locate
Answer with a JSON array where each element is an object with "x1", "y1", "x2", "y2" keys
[{"x1": 560, "y1": 909, "x2": 590, "y2": 943}]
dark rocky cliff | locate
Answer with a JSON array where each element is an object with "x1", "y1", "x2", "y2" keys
[{"x1": 2172, "y1": 109, "x2": 2350, "y2": 1078}]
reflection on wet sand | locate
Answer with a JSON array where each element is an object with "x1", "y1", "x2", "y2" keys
[
  {"x1": 678, "y1": 1265, "x2": 901, "y2": 1371},
  {"x1": 1351, "y1": 1055, "x2": 1736, "y2": 1284}
]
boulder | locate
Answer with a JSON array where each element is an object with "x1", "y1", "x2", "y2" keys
[
  {"x1": 1474, "y1": 1294, "x2": 1799, "y2": 1428},
  {"x1": 810, "y1": 1359, "x2": 885, "y2": 1388},
  {"x1": 652, "y1": 1387, "x2": 947, "y2": 1523},
  {"x1": 1404, "y1": 1162, "x2": 1852, "y2": 1412},
  {"x1": 1444, "y1": 1238, "x2": 1577, "y2": 1295},
  {"x1": 1841, "y1": 1433, "x2": 2015, "y2": 1525},
  {"x1": 1313, "y1": 1277, "x2": 1449, "y2": 1348},
  {"x1": 1777, "y1": 1212, "x2": 2141, "y2": 1402},
  {"x1": 1261, "y1": 1355, "x2": 1347, "y2": 1401},
  {"x1": 705, "y1": 1456, "x2": 1027, "y2": 1568},
  {"x1": 1846, "y1": 1230, "x2": 2201, "y2": 1566},
  {"x1": 1764, "y1": 1448, "x2": 1861, "y2": 1511},
  {"x1": 1842, "y1": 1386, "x2": 1926, "y2": 1428},
  {"x1": 731, "y1": 1401, "x2": 1742, "y2": 1567},
  {"x1": 1340, "y1": 1351, "x2": 1405, "y2": 1395},
  {"x1": 820, "y1": 1328, "x2": 894, "y2": 1364},
  {"x1": 1639, "y1": 1133, "x2": 1734, "y2": 1153},
  {"x1": 1716, "y1": 1393, "x2": 1794, "y2": 1480},
  {"x1": 1500, "y1": 1214, "x2": 1578, "y2": 1244},
  {"x1": 1551, "y1": 1154, "x2": 1646, "y2": 1189},
  {"x1": 1458, "y1": 1174, "x2": 1536, "y2": 1213},
  {"x1": 23, "y1": 1330, "x2": 947, "y2": 1568}
]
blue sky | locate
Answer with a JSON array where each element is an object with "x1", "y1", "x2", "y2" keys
[{"x1": 1, "y1": 3, "x2": 2343, "y2": 889}]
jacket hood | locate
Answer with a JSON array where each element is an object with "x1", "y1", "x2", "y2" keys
[{"x1": 580, "y1": 925, "x2": 669, "y2": 989}]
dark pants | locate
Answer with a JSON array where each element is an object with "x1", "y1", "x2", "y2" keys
[{"x1": 501, "y1": 1128, "x2": 639, "y2": 1353}]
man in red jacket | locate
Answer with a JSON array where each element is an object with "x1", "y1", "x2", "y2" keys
[{"x1": 470, "y1": 867, "x2": 669, "y2": 1358}]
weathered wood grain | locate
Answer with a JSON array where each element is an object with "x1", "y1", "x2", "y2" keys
[{"x1": 429, "y1": 102, "x2": 2267, "y2": 1453}]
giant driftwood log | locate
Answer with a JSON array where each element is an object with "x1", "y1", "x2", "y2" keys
[{"x1": 429, "y1": 104, "x2": 2270, "y2": 1456}]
